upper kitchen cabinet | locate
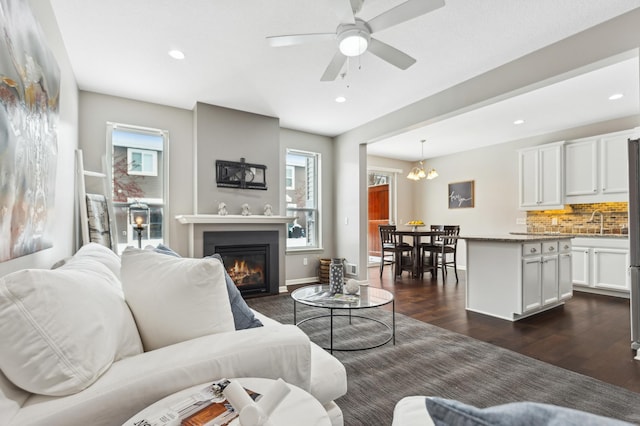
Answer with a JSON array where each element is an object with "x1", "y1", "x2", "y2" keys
[
  {"x1": 565, "y1": 129, "x2": 634, "y2": 203},
  {"x1": 519, "y1": 141, "x2": 565, "y2": 210}
]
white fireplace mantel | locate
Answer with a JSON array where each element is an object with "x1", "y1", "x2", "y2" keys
[
  {"x1": 176, "y1": 214, "x2": 295, "y2": 225},
  {"x1": 175, "y1": 214, "x2": 295, "y2": 258}
]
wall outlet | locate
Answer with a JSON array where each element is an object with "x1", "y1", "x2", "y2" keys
[
  {"x1": 344, "y1": 262, "x2": 358, "y2": 276},
  {"x1": 516, "y1": 217, "x2": 527, "y2": 225},
  {"x1": 303, "y1": 257, "x2": 308, "y2": 266},
  {"x1": 551, "y1": 217, "x2": 558, "y2": 225}
]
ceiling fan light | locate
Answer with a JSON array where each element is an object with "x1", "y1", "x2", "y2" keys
[{"x1": 338, "y1": 29, "x2": 369, "y2": 56}]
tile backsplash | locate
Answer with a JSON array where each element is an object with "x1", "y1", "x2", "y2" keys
[{"x1": 526, "y1": 202, "x2": 628, "y2": 234}]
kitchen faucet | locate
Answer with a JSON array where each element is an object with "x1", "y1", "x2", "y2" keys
[{"x1": 587, "y1": 210, "x2": 604, "y2": 234}]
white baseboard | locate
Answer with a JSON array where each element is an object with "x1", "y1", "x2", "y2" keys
[{"x1": 285, "y1": 277, "x2": 318, "y2": 286}]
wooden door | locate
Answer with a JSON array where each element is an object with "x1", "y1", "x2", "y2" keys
[{"x1": 368, "y1": 184, "x2": 389, "y2": 257}]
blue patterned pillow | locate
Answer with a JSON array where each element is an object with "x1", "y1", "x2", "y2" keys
[
  {"x1": 425, "y1": 397, "x2": 633, "y2": 426},
  {"x1": 152, "y1": 245, "x2": 263, "y2": 330}
]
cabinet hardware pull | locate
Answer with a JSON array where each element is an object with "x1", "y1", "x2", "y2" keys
[
  {"x1": 531, "y1": 248, "x2": 537, "y2": 253},
  {"x1": 549, "y1": 247, "x2": 555, "y2": 251}
]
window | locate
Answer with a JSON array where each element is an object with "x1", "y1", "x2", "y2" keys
[
  {"x1": 286, "y1": 149, "x2": 320, "y2": 250},
  {"x1": 127, "y1": 148, "x2": 157, "y2": 176},
  {"x1": 285, "y1": 165, "x2": 295, "y2": 190},
  {"x1": 107, "y1": 123, "x2": 168, "y2": 253}
]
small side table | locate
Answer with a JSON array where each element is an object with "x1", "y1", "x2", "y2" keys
[{"x1": 123, "y1": 377, "x2": 331, "y2": 426}]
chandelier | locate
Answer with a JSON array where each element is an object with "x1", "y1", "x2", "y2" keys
[{"x1": 407, "y1": 140, "x2": 438, "y2": 181}]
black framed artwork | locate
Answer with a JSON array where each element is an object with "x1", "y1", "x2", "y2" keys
[
  {"x1": 448, "y1": 180, "x2": 474, "y2": 209},
  {"x1": 216, "y1": 158, "x2": 267, "y2": 190}
]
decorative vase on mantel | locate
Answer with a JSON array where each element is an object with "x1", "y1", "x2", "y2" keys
[{"x1": 329, "y1": 258, "x2": 344, "y2": 294}]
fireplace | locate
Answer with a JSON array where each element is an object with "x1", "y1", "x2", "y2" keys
[{"x1": 203, "y1": 231, "x2": 279, "y2": 297}]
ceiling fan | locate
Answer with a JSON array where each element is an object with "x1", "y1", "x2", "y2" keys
[{"x1": 266, "y1": 0, "x2": 445, "y2": 81}]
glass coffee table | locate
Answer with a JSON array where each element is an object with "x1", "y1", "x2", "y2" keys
[{"x1": 291, "y1": 284, "x2": 395, "y2": 354}]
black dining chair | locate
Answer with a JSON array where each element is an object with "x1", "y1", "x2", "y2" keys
[
  {"x1": 422, "y1": 225, "x2": 460, "y2": 283},
  {"x1": 378, "y1": 224, "x2": 413, "y2": 278},
  {"x1": 419, "y1": 225, "x2": 443, "y2": 277}
]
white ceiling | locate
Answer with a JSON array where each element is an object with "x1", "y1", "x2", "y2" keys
[{"x1": 49, "y1": 0, "x2": 640, "y2": 161}]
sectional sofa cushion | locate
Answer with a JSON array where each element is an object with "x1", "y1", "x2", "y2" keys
[
  {"x1": 121, "y1": 247, "x2": 235, "y2": 351},
  {"x1": 149, "y1": 244, "x2": 263, "y2": 331},
  {"x1": 0, "y1": 248, "x2": 142, "y2": 396}
]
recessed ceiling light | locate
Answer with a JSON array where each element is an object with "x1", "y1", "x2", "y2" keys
[
  {"x1": 513, "y1": 119, "x2": 525, "y2": 125},
  {"x1": 168, "y1": 49, "x2": 185, "y2": 60},
  {"x1": 335, "y1": 96, "x2": 346, "y2": 103},
  {"x1": 609, "y1": 93, "x2": 624, "y2": 100}
]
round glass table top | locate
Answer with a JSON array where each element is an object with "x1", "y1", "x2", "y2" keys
[{"x1": 291, "y1": 284, "x2": 393, "y2": 309}]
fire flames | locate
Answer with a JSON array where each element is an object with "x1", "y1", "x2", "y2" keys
[{"x1": 227, "y1": 259, "x2": 264, "y2": 286}]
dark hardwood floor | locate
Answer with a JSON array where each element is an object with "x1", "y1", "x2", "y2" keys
[{"x1": 368, "y1": 264, "x2": 640, "y2": 394}]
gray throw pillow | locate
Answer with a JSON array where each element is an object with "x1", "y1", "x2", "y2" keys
[
  {"x1": 153, "y1": 245, "x2": 263, "y2": 330},
  {"x1": 425, "y1": 397, "x2": 633, "y2": 426}
]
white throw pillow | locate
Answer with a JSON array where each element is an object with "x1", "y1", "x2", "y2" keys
[
  {"x1": 72, "y1": 242, "x2": 122, "y2": 280},
  {"x1": 121, "y1": 248, "x2": 235, "y2": 351},
  {"x1": 0, "y1": 258, "x2": 142, "y2": 396}
]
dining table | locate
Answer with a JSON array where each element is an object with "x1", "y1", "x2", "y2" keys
[{"x1": 392, "y1": 228, "x2": 445, "y2": 278}]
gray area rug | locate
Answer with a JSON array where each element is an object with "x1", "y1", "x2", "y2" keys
[{"x1": 247, "y1": 294, "x2": 640, "y2": 426}]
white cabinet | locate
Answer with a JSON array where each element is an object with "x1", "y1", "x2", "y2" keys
[
  {"x1": 571, "y1": 237, "x2": 630, "y2": 295},
  {"x1": 518, "y1": 142, "x2": 564, "y2": 210},
  {"x1": 564, "y1": 130, "x2": 632, "y2": 203},
  {"x1": 522, "y1": 256, "x2": 542, "y2": 313},
  {"x1": 601, "y1": 132, "x2": 629, "y2": 195},
  {"x1": 565, "y1": 138, "x2": 598, "y2": 196},
  {"x1": 521, "y1": 241, "x2": 566, "y2": 313},
  {"x1": 465, "y1": 238, "x2": 572, "y2": 321},
  {"x1": 594, "y1": 248, "x2": 630, "y2": 292}
]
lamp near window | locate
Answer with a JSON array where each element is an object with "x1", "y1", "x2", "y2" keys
[
  {"x1": 129, "y1": 202, "x2": 149, "y2": 248},
  {"x1": 407, "y1": 140, "x2": 438, "y2": 181}
]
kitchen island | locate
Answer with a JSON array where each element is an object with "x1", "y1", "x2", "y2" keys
[{"x1": 461, "y1": 234, "x2": 573, "y2": 321}]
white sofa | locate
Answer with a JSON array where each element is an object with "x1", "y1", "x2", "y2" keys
[{"x1": 0, "y1": 244, "x2": 347, "y2": 426}]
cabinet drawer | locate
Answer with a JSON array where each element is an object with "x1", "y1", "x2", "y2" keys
[
  {"x1": 558, "y1": 241, "x2": 572, "y2": 253},
  {"x1": 523, "y1": 243, "x2": 542, "y2": 256},
  {"x1": 542, "y1": 241, "x2": 558, "y2": 254}
]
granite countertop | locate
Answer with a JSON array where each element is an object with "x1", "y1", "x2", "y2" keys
[
  {"x1": 459, "y1": 234, "x2": 575, "y2": 243},
  {"x1": 509, "y1": 232, "x2": 628, "y2": 240}
]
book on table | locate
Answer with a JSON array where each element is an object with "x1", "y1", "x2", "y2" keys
[
  {"x1": 133, "y1": 379, "x2": 260, "y2": 426},
  {"x1": 302, "y1": 291, "x2": 359, "y2": 304}
]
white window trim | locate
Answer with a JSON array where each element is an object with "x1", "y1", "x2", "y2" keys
[
  {"x1": 285, "y1": 149, "x2": 322, "y2": 251},
  {"x1": 286, "y1": 165, "x2": 295, "y2": 190},
  {"x1": 127, "y1": 148, "x2": 158, "y2": 176}
]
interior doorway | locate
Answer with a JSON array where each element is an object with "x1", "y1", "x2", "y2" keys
[{"x1": 367, "y1": 169, "x2": 398, "y2": 265}]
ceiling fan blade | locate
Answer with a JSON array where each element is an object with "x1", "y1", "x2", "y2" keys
[
  {"x1": 266, "y1": 33, "x2": 335, "y2": 47},
  {"x1": 320, "y1": 51, "x2": 347, "y2": 81},
  {"x1": 368, "y1": 38, "x2": 416, "y2": 70},
  {"x1": 367, "y1": 0, "x2": 445, "y2": 33},
  {"x1": 330, "y1": 0, "x2": 356, "y2": 24}
]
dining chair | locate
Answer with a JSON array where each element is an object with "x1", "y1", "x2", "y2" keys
[
  {"x1": 419, "y1": 225, "x2": 443, "y2": 278},
  {"x1": 378, "y1": 225, "x2": 413, "y2": 278},
  {"x1": 422, "y1": 225, "x2": 460, "y2": 282}
]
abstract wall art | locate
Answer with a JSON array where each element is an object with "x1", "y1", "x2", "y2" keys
[{"x1": 0, "y1": 0, "x2": 60, "y2": 261}]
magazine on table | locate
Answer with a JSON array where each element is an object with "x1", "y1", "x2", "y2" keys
[
  {"x1": 132, "y1": 379, "x2": 260, "y2": 426},
  {"x1": 303, "y1": 290, "x2": 359, "y2": 304}
]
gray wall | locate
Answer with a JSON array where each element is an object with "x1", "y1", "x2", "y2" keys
[
  {"x1": 78, "y1": 92, "x2": 193, "y2": 255},
  {"x1": 335, "y1": 9, "x2": 640, "y2": 280},
  {"x1": 0, "y1": 1, "x2": 78, "y2": 277},
  {"x1": 194, "y1": 102, "x2": 279, "y2": 215}
]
